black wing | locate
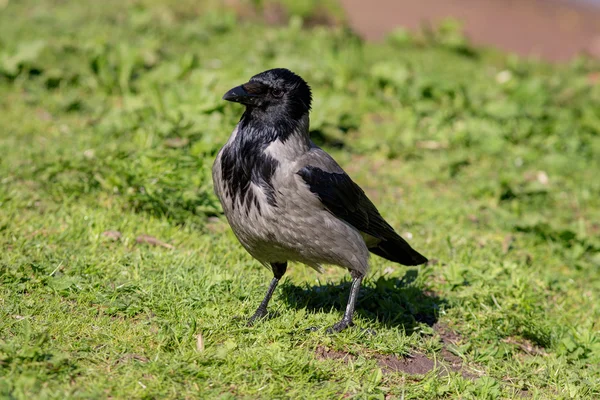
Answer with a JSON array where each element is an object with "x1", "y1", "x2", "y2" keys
[{"x1": 297, "y1": 166, "x2": 427, "y2": 266}]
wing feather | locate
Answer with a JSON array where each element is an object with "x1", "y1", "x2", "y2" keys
[{"x1": 297, "y1": 165, "x2": 427, "y2": 266}]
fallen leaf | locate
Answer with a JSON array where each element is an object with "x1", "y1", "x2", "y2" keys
[
  {"x1": 416, "y1": 140, "x2": 448, "y2": 150},
  {"x1": 102, "y1": 230, "x2": 122, "y2": 241},
  {"x1": 136, "y1": 234, "x2": 174, "y2": 249},
  {"x1": 196, "y1": 332, "x2": 204, "y2": 352},
  {"x1": 164, "y1": 137, "x2": 189, "y2": 148},
  {"x1": 536, "y1": 171, "x2": 549, "y2": 185}
]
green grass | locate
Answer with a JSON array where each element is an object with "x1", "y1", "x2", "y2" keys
[{"x1": 1, "y1": 0, "x2": 600, "y2": 398}]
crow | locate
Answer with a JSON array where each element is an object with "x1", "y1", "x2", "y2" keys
[{"x1": 213, "y1": 68, "x2": 427, "y2": 332}]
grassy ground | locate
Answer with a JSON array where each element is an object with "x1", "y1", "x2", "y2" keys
[{"x1": 1, "y1": 0, "x2": 600, "y2": 398}]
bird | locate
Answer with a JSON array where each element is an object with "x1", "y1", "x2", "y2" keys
[{"x1": 212, "y1": 68, "x2": 428, "y2": 332}]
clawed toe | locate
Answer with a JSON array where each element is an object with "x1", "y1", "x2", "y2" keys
[
  {"x1": 326, "y1": 319, "x2": 354, "y2": 334},
  {"x1": 247, "y1": 310, "x2": 268, "y2": 326}
]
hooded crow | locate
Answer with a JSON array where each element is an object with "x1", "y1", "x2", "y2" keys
[{"x1": 213, "y1": 68, "x2": 428, "y2": 332}]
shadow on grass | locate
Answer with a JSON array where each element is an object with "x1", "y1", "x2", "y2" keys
[{"x1": 280, "y1": 269, "x2": 446, "y2": 331}]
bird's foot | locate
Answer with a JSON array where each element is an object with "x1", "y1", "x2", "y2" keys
[
  {"x1": 307, "y1": 325, "x2": 375, "y2": 334},
  {"x1": 326, "y1": 318, "x2": 354, "y2": 333},
  {"x1": 247, "y1": 308, "x2": 268, "y2": 326}
]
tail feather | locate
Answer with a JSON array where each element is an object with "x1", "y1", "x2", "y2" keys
[{"x1": 369, "y1": 235, "x2": 428, "y2": 266}]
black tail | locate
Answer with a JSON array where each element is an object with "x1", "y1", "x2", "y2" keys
[{"x1": 369, "y1": 235, "x2": 428, "y2": 266}]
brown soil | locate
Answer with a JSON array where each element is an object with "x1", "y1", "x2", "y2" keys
[
  {"x1": 315, "y1": 345, "x2": 437, "y2": 376},
  {"x1": 433, "y1": 322, "x2": 462, "y2": 346},
  {"x1": 340, "y1": 0, "x2": 600, "y2": 61},
  {"x1": 315, "y1": 322, "x2": 477, "y2": 377},
  {"x1": 376, "y1": 353, "x2": 435, "y2": 375}
]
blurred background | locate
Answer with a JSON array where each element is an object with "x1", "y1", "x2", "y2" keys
[{"x1": 341, "y1": 0, "x2": 600, "y2": 61}]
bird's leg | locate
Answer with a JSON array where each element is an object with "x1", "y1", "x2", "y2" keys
[
  {"x1": 248, "y1": 262, "x2": 287, "y2": 325},
  {"x1": 328, "y1": 271, "x2": 364, "y2": 333}
]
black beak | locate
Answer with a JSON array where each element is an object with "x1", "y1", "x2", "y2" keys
[
  {"x1": 222, "y1": 84, "x2": 256, "y2": 105},
  {"x1": 223, "y1": 81, "x2": 267, "y2": 106},
  {"x1": 222, "y1": 85, "x2": 247, "y2": 102}
]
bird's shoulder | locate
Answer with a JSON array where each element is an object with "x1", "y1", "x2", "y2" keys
[
  {"x1": 296, "y1": 145, "x2": 345, "y2": 174},
  {"x1": 295, "y1": 147, "x2": 364, "y2": 215}
]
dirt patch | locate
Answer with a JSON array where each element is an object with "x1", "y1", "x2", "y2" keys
[
  {"x1": 433, "y1": 322, "x2": 462, "y2": 345},
  {"x1": 316, "y1": 345, "x2": 435, "y2": 375},
  {"x1": 316, "y1": 345, "x2": 469, "y2": 377},
  {"x1": 315, "y1": 324, "x2": 478, "y2": 377},
  {"x1": 376, "y1": 353, "x2": 435, "y2": 375}
]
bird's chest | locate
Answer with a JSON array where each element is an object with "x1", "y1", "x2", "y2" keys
[
  {"x1": 212, "y1": 127, "x2": 313, "y2": 262},
  {"x1": 214, "y1": 145, "x2": 288, "y2": 247}
]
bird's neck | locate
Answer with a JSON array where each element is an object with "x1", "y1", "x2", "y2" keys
[{"x1": 236, "y1": 111, "x2": 311, "y2": 152}]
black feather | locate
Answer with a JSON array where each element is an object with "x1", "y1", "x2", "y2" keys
[
  {"x1": 220, "y1": 127, "x2": 279, "y2": 214},
  {"x1": 297, "y1": 166, "x2": 428, "y2": 266}
]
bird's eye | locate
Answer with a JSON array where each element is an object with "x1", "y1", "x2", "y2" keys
[{"x1": 271, "y1": 89, "x2": 284, "y2": 98}]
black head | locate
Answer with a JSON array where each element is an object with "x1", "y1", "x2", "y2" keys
[{"x1": 222, "y1": 68, "x2": 312, "y2": 121}]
